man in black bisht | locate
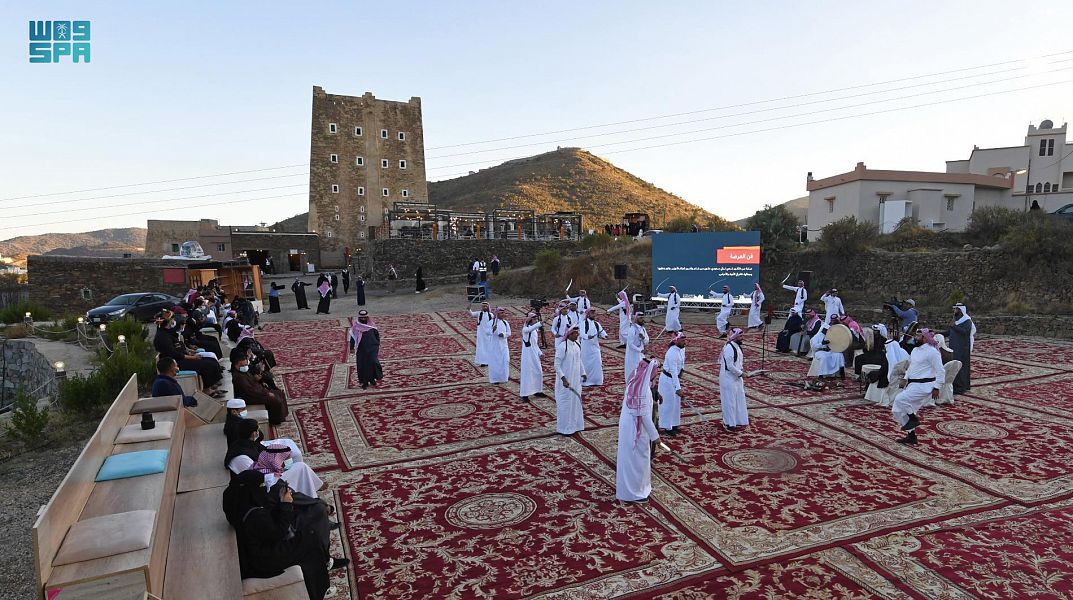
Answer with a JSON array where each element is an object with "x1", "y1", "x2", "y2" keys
[
  {"x1": 348, "y1": 310, "x2": 383, "y2": 389},
  {"x1": 355, "y1": 274, "x2": 366, "y2": 306},
  {"x1": 341, "y1": 269, "x2": 351, "y2": 294},
  {"x1": 329, "y1": 272, "x2": 339, "y2": 299},
  {"x1": 291, "y1": 277, "x2": 310, "y2": 310}
]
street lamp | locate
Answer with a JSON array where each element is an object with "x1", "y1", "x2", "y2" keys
[
  {"x1": 54, "y1": 361, "x2": 67, "y2": 382},
  {"x1": 117, "y1": 335, "x2": 128, "y2": 351},
  {"x1": 24, "y1": 312, "x2": 32, "y2": 325},
  {"x1": 99, "y1": 323, "x2": 107, "y2": 333}
]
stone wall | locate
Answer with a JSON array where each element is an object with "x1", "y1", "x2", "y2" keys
[
  {"x1": 27, "y1": 256, "x2": 192, "y2": 315},
  {"x1": 761, "y1": 248, "x2": 1073, "y2": 314},
  {"x1": 1, "y1": 340, "x2": 56, "y2": 404},
  {"x1": 354, "y1": 239, "x2": 582, "y2": 280}
]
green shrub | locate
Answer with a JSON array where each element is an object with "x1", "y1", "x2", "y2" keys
[
  {"x1": 663, "y1": 216, "x2": 694, "y2": 233},
  {"x1": 5, "y1": 389, "x2": 50, "y2": 447},
  {"x1": 999, "y1": 212, "x2": 1073, "y2": 265},
  {"x1": 0, "y1": 299, "x2": 51, "y2": 324},
  {"x1": 580, "y1": 232, "x2": 613, "y2": 251},
  {"x1": 534, "y1": 249, "x2": 562, "y2": 273},
  {"x1": 746, "y1": 204, "x2": 800, "y2": 260},
  {"x1": 964, "y1": 207, "x2": 1026, "y2": 246},
  {"x1": 819, "y1": 216, "x2": 878, "y2": 257},
  {"x1": 58, "y1": 374, "x2": 108, "y2": 415}
]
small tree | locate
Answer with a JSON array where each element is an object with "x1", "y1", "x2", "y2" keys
[
  {"x1": 663, "y1": 216, "x2": 694, "y2": 232},
  {"x1": 746, "y1": 204, "x2": 801, "y2": 260},
  {"x1": 964, "y1": 206, "x2": 1026, "y2": 246},
  {"x1": 5, "y1": 389, "x2": 50, "y2": 447},
  {"x1": 820, "y1": 216, "x2": 878, "y2": 257}
]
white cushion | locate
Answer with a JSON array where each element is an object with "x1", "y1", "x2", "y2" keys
[
  {"x1": 242, "y1": 565, "x2": 305, "y2": 595},
  {"x1": 53, "y1": 510, "x2": 156, "y2": 566},
  {"x1": 114, "y1": 421, "x2": 174, "y2": 444}
]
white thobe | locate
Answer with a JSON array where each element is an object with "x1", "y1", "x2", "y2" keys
[
  {"x1": 820, "y1": 293, "x2": 845, "y2": 325},
  {"x1": 568, "y1": 310, "x2": 583, "y2": 327},
  {"x1": 783, "y1": 285, "x2": 807, "y2": 316},
  {"x1": 551, "y1": 313, "x2": 574, "y2": 339},
  {"x1": 624, "y1": 324, "x2": 649, "y2": 382},
  {"x1": 580, "y1": 318, "x2": 608, "y2": 386},
  {"x1": 658, "y1": 345, "x2": 685, "y2": 429},
  {"x1": 554, "y1": 339, "x2": 586, "y2": 434},
  {"x1": 892, "y1": 345, "x2": 945, "y2": 428},
  {"x1": 567, "y1": 295, "x2": 592, "y2": 314},
  {"x1": 716, "y1": 292, "x2": 733, "y2": 334},
  {"x1": 719, "y1": 341, "x2": 749, "y2": 427},
  {"x1": 227, "y1": 455, "x2": 323, "y2": 499},
  {"x1": 810, "y1": 329, "x2": 845, "y2": 376},
  {"x1": 664, "y1": 292, "x2": 682, "y2": 332},
  {"x1": 615, "y1": 388, "x2": 660, "y2": 502},
  {"x1": 519, "y1": 322, "x2": 544, "y2": 397},
  {"x1": 469, "y1": 310, "x2": 494, "y2": 365},
  {"x1": 487, "y1": 317, "x2": 511, "y2": 384},
  {"x1": 747, "y1": 290, "x2": 765, "y2": 328},
  {"x1": 608, "y1": 301, "x2": 630, "y2": 344}
]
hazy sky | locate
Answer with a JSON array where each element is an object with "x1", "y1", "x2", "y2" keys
[{"x1": 3, "y1": 1, "x2": 1072, "y2": 238}]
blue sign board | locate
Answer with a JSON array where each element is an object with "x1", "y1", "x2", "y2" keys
[{"x1": 650, "y1": 231, "x2": 761, "y2": 297}]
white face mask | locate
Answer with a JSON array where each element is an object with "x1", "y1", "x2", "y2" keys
[
  {"x1": 238, "y1": 365, "x2": 249, "y2": 373},
  {"x1": 239, "y1": 410, "x2": 248, "y2": 418}
]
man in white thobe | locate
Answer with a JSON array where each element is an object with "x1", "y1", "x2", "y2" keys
[
  {"x1": 579, "y1": 308, "x2": 608, "y2": 386},
  {"x1": 625, "y1": 313, "x2": 650, "y2": 383},
  {"x1": 663, "y1": 285, "x2": 682, "y2": 334},
  {"x1": 554, "y1": 326, "x2": 586, "y2": 435},
  {"x1": 658, "y1": 333, "x2": 686, "y2": 434},
  {"x1": 719, "y1": 328, "x2": 749, "y2": 432},
  {"x1": 713, "y1": 285, "x2": 734, "y2": 337},
  {"x1": 616, "y1": 358, "x2": 661, "y2": 503},
  {"x1": 567, "y1": 301, "x2": 583, "y2": 327},
  {"x1": 519, "y1": 312, "x2": 545, "y2": 400},
  {"x1": 783, "y1": 279, "x2": 808, "y2": 316},
  {"x1": 567, "y1": 290, "x2": 592, "y2": 314},
  {"x1": 892, "y1": 328, "x2": 945, "y2": 445},
  {"x1": 820, "y1": 289, "x2": 845, "y2": 325},
  {"x1": 607, "y1": 291, "x2": 631, "y2": 349},
  {"x1": 808, "y1": 323, "x2": 845, "y2": 389},
  {"x1": 551, "y1": 302, "x2": 575, "y2": 339},
  {"x1": 487, "y1": 307, "x2": 511, "y2": 384},
  {"x1": 468, "y1": 302, "x2": 494, "y2": 366},
  {"x1": 747, "y1": 283, "x2": 765, "y2": 330}
]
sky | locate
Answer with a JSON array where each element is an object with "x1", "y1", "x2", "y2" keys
[{"x1": 2, "y1": 1, "x2": 1072, "y2": 238}]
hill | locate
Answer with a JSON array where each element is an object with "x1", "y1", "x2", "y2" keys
[
  {"x1": 270, "y1": 212, "x2": 310, "y2": 233},
  {"x1": 734, "y1": 196, "x2": 809, "y2": 228},
  {"x1": 429, "y1": 148, "x2": 720, "y2": 230},
  {"x1": 0, "y1": 228, "x2": 146, "y2": 267}
]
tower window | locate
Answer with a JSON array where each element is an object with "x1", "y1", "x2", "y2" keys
[
  {"x1": 1044, "y1": 182, "x2": 1052, "y2": 192},
  {"x1": 1040, "y1": 138, "x2": 1055, "y2": 156},
  {"x1": 380, "y1": 129, "x2": 388, "y2": 139},
  {"x1": 825, "y1": 196, "x2": 835, "y2": 213},
  {"x1": 334, "y1": 214, "x2": 341, "y2": 221},
  {"x1": 381, "y1": 159, "x2": 389, "y2": 169},
  {"x1": 360, "y1": 214, "x2": 366, "y2": 222},
  {"x1": 398, "y1": 132, "x2": 406, "y2": 141},
  {"x1": 354, "y1": 126, "x2": 363, "y2": 136},
  {"x1": 328, "y1": 123, "x2": 337, "y2": 134},
  {"x1": 399, "y1": 160, "x2": 407, "y2": 169},
  {"x1": 1036, "y1": 183, "x2": 1043, "y2": 193},
  {"x1": 402, "y1": 189, "x2": 410, "y2": 198},
  {"x1": 356, "y1": 156, "x2": 364, "y2": 166},
  {"x1": 382, "y1": 188, "x2": 390, "y2": 197},
  {"x1": 331, "y1": 184, "x2": 339, "y2": 193},
  {"x1": 359, "y1": 205, "x2": 366, "y2": 213},
  {"x1": 946, "y1": 197, "x2": 956, "y2": 211},
  {"x1": 357, "y1": 186, "x2": 365, "y2": 196},
  {"x1": 329, "y1": 154, "x2": 338, "y2": 163}
]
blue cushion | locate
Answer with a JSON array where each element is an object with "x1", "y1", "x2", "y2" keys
[
  {"x1": 96, "y1": 449, "x2": 169, "y2": 482},
  {"x1": 177, "y1": 370, "x2": 196, "y2": 376}
]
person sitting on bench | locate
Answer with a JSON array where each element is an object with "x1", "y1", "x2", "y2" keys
[
  {"x1": 151, "y1": 356, "x2": 197, "y2": 407},
  {"x1": 222, "y1": 469, "x2": 348, "y2": 600},
  {"x1": 223, "y1": 398, "x2": 303, "y2": 462},
  {"x1": 230, "y1": 349, "x2": 289, "y2": 424},
  {"x1": 224, "y1": 418, "x2": 323, "y2": 498}
]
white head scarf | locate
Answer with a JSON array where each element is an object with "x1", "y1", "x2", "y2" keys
[{"x1": 953, "y1": 303, "x2": 976, "y2": 351}]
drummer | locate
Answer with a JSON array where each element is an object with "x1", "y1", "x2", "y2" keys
[
  {"x1": 830, "y1": 314, "x2": 864, "y2": 375},
  {"x1": 808, "y1": 322, "x2": 846, "y2": 390}
]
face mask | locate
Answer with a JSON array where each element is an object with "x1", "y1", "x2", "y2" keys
[
  {"x1": 166, "y1": 320, "x2": 176, "y2": 329},
  {"x1": 238, "y1": 365, "x2": 249, "y2": 373},
  {"x1": 239, "y1": 410, "x2": 248, "y2": 418}
]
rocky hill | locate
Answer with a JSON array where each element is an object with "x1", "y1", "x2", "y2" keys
[
  {"x1": 429, "y1": 148, "x2": 716, "y2": 229},
  {"x1": 0, "y1": 228, "x2": 146, "y2": 266},
  {"x1": 270, "y1": 212, "x2": 310, "y2": 233},
  {"x1": 734, "y1": 196, "x2": 809, "y2": 228}
]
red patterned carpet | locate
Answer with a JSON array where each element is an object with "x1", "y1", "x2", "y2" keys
[{"x1": 260, "y1": 315, "x2": 1073, "y2": 599}]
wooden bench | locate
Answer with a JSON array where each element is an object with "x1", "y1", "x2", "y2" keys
[{"x1": 33, "y1": 375, "x2": 187, "y2": 600}]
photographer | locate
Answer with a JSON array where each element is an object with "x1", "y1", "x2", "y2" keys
[
  {"x1": 884, "y1": 298, "x2": 919, "y2": 333},
  {"x1": 230, "y1": 348, "x2": 289, "y2": 425}
]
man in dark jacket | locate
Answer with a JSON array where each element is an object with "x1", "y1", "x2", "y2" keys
[
  {"x1": 151, "y1": 356, "x2": 197, "y2": 406},
  {"x1": 230, "y1": 348, "x2": 289, "y2": 424}
]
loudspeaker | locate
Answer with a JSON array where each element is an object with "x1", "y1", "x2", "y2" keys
[
  {"x1": 614, "y1": 264, "x2": 627, "y2": 280},
  {"x1": 796, "y1": 270, "x2": 813, "y2": 291}
]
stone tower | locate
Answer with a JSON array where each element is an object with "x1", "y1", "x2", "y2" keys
[{"x1": 307, "y1": 86, "x2": 428, "y2": 267}]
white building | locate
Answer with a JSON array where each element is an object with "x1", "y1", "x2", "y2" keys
[{"x1": 806, "y1": 119, "x2": 1073, "y2": 240}]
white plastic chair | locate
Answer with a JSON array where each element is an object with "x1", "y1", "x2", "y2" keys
[
  {"x1": 877, "y1": 359, "x2": 909, "y2": 407},
  {"x1": 937, "y1": 360, "x2": 962, "y2": 405}
]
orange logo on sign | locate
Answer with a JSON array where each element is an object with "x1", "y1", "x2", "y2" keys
[{"x1": 717, "y1": 246, "x2": 761, "y2": 264}]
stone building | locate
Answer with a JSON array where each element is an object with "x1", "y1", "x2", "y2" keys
[
  {"x1": 144, "y1": 219, "x2": 232, "y2": 258},
  {"x1": 145, "y1": 220, "x2": 321, "y2": 272},
  {"x1": 307, "y1": 87, "x2": 429, "y2": 267}
]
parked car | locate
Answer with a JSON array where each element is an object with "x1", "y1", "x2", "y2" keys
[
  {"x1": 642, "y1": 229, "x2": 664, "y2": 237},
  {"x1": 1051, "y1": 204, "x2": 1073, "y2": 221},
  {"x1": 85, "y1": 292, "x2": 181, "y2": 324}
]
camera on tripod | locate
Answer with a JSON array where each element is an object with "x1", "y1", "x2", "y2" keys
[{"x1": 530, "y1": 298, "x2": 549, "y2": 310}]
